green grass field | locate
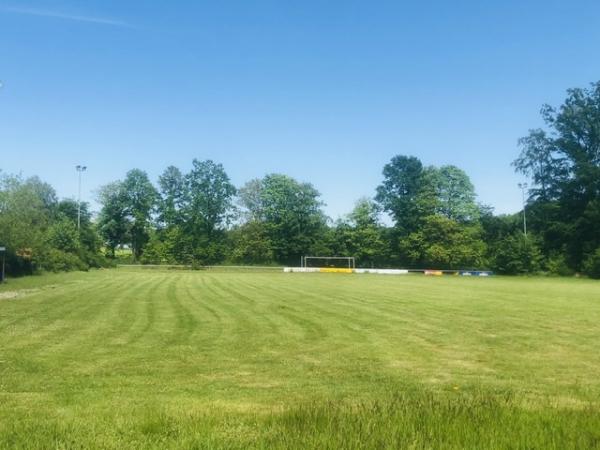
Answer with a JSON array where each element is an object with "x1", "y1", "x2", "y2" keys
[{"x1": 1, "y1": 268, "x2": 600, "y2": 449}]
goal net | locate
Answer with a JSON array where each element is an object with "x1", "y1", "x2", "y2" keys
[{"x1": 302, "y1": 256, "x2": 356, "y2": 269}]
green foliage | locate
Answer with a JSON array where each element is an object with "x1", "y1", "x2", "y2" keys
[
  {"x1": 37, "y1": 248, "x2": 88, "y2": 272},
  {"x1": 0, "y1": 173, "x2": 104, "y2": 275},
  {"x1": 492, "y1": 233, "x2": 543, "y2": 275},
  {"x1": 333, "y1": 198, "x2": 388, "y2": 267},
  {"x1": 545, "y1": 253, "x2": 574, "y2": 276},
  {"x1": 97, "y1": 181, "x2": 129, "y2": 257},
  {"x1": 480, "y1": 208, "x2": 520, "y2": 243},
  {"x1": 122, "y1": 169, "x2": 159, "y2": 260},
  {"x1": 140, "y1": 233, "x2": 168, "y2": 264},
  {"x1": 157, "y1": 166, "x2": 185, "y2": 228},
  {"x1": 97, "y1": 170, "x2": 158, "y2": 261},
  {"x1": 430, "y1": 165, "x2": 480, "y2": 222},
  {"x1": 175, "y1": 159, "x2": 236, "y2": 264},
  {"x1": 375, "y1": 156, "x2": 483, "y2": 268},
  {"x1": 46, "y1": 219, "x2": 80, "y2": 253},
  {"x1": 56, "y1": 199, "x2": 101, "y2": 254},
  {"x1": 375, "y1": 155, "x2": 424, "y2": 235},
  {"x1": 184, "y1": 160, "x2": 236, "y2": 236},
  {"x1": 514, "y1": 129, "x2": 567, "y2": 202},
  {"x1": 514, "y1": 81, "x2": 600, "y2": 271},
  {"x1": 229, "y1": 221, "x2": 274, "y2": 265},
  {"x1": 0, "y1": 175, "x2": 53, "y2": 260},
  {"x1": 583, "y1": 248, "x2": 600, "y2": 279},
  {"x1": 239, "y1": 174, "x2": 327, "y2": 264},
  {"x1": 400, "y1": 215, "x2": 486, "y2": 269}
]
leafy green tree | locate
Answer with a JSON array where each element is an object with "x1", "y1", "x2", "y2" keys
[
  {"x1": 513, "y1": 129, "x2": 567, "y2": 201},
  {"x1": 514, "y1": 81, "x2": 600, "y2": 269},
  {"x1": 399, "y1": 215, "x2": 486, "y2": 269},
  {"x1": 334, "y1": 198, "x2": 387, "y2": 267},
  {"x1": 140, "y1": 231, "x2": 168, "y2": 264},
  {"x1": 583, "y1": 248, "x2": 600, "y2": 279},
  {"x1": 239, "y1": 174, "x2": 327, "y2": 264},
  {"x1": 375, "y1": 155, "x2": 425, "y2": 235},
  {"x1": 158, "y1": 166, "x2": 185, "y2": 228},
  {"x1": 121, "y1": 169, "x2": 158, "y2": 260},
  {"x1": 183, "y1": 159, "x2": 236, "y2": 264},
  {"x1": 46, "y1": 219, "x2": 80, "y2": 254},
  {"x1": 479, "y1": 207, "x2": 520, "y2": 243},
  {"x1": 97, "y1": 181, "x2": 129, "y2": 258},
  {"x1": 229, "y1": 221, "x2": 274, "y2": 265},
  {"x1": 0, "y1": 174, "x2": 56, "y2": 273},
  {"x1": 491, "y1": 233, "x2": 543, "y2": 275},
  {"x1": 431, "y1": 165, "x2": 479, "y2": 223},
  {"x1": 237, "y1": 178, "x2": 264, "y2": 222},
  {"x1": 161, "y1": 225, "x2": 193, "y2": 264},
  {"x1": 261, "y1": 174, "x2": 326, "y2": 264},
  {"x1": 0, "y1": 173, "x2": 101, "y2": 274},
  {"x1": 55, "y1": 199, "x2": 101, "y2": 255}
]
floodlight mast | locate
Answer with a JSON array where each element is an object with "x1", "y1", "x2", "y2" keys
[
  {"x1": 76, "y1": 165, "x2": 87, "y2": 231},
  {"x1": 518, "y1": 182, "x2": 528, "y2": 236}
]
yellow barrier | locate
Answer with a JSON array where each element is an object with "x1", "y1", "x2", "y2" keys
[
  {"x1": 319, "y1": 268, "x2": 353, "y2": 274},
  {"x1": 424, "y1": 270, "x2": 443, "y2": 276}
]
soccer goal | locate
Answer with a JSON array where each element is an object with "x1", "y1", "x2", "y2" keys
[{"x1": 301, "y1": 256, "x2": 356, "y2": 269}]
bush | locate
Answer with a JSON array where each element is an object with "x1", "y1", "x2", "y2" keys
[
  {"x1": 38, "y1": 249, "x2": 88, "y2": 272},
  {"x1": 80, "y1": 250, "x2": 114, "y2": 269},
  {"x1": 492, "y1": 233, "x2": 542, "y2": 275},
  {"x1": 140, "y1": 237, "x2": 167, "y2": 265},
  {"x1": 545, "y1": 253, "x2": 574, "y2": 276},
  {"x1": 583, "y1": 248, "x2": 600, "y2": 279},
  {"x1": 46, "y1": 220, "x2": 80, "y2": 253}
]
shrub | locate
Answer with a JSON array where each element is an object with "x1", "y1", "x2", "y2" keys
[
  {"x1": 492, "y1": 233, "x2": 542, "y2": 275},
  {"x1": 545, "y1": 253, "x2": 574, "y2": 276},
  {"x1": 46, "y1": 220, "x2": 80, "y2": 253},
  {"x1": 583, "y1": 248, "x2": 600, "y2": 279},
  {"x1": 140, "y1": 237, "x2": 167, "y2": 265},
  {"x1": 80, "y1": 250, "x2": 113, "y2": 269},
  {"x1": 38, "y1": 248, "x2": 88, "y2": 272}
]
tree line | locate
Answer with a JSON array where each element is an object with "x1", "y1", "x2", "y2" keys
[{"x1": 1, "y1": 81, "x2": 599, "y2": 277}]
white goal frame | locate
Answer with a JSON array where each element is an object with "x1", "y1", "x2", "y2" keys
[{"x1": 301, "y1": 256, "x2": 356, "y2": 269}]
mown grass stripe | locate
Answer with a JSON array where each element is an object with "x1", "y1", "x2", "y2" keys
[{"x1": 1, "y1": 268, "x2": 599, "y2": 449}]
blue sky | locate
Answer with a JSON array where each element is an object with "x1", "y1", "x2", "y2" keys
[{"x1": 1, "y1": 1, "x2": 599, "y2": 220}]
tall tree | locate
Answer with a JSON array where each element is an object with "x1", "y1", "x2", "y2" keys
[
  {"x1": 335, "y1": 198, "x2": 387, "y2": 267},
  {"x1": 158, "y1": 166, "x2": 185, "y2": 228},
  {"x1": 97, "y1": 181, "x2": 129, "y2": 257},
  {"x1": 513, "y1": 129, "x2": 567, "y2": 201},
  {"x1": 121, "y1": 169, "x2": 158, "y2": 260},
  {"x1": 375, "y1": 155, "x2": 425, "y2": 235},
  {"x1": 55, "y1": 199, "x2": 100, "y2": 254},
  {"x1": 399, "y1": 215, "x2": 486, "y2": 269},
  {"x1": 0, "y1": 174, "x2": 56, "y2": 271},
  {"x1": 183, "y1": 159, "x2": 236, "y2": 263},
  {"x1": 237, "y1": 178, "x2": 264, "y2": 222},
  {"x1": 431, "y1": 165, "x2": 479, "y2": 223},
  {"x1": 239, "y1": 174, "x2": 326, "y2": 264},
  {"x1": 514, "y1": 81, "x2": 600, "y2": 269}
]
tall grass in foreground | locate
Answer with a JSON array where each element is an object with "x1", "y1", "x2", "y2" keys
[
  {"x1": 267, "y1": 391, "x2": 600, "y2": 449},
  {"x1": 2, "y1": 391, "x2": 599, "y2": 449}
]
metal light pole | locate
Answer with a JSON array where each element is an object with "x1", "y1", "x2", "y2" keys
[
  {"x1": 518, "y1": 182, "x2": 528, "y2": 236},
  {"x1": 76, "y1": 165, "x2": 87, "y2": 231}
]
